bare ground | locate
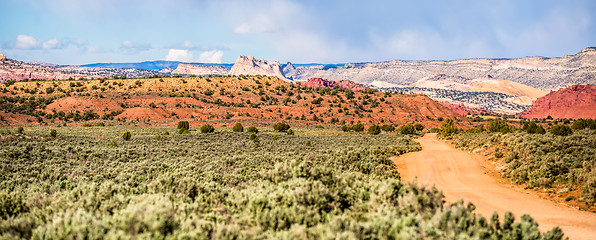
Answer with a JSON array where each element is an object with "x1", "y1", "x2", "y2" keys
[{"x1": 393, "y1": 133, "x2": 596, "y2": 240}]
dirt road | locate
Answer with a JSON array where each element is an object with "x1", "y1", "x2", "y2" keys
[{"x1": 393, "y1": 133, "x2": 596, "y2": 240}]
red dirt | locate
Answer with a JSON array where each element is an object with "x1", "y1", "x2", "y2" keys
[{"x1": 393, "y1": 134, "x2": 596, "y2": 240}]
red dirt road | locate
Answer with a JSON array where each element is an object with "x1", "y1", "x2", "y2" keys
[{"x1": 393, "y1": 133, "x2": 596, "y2": 240}]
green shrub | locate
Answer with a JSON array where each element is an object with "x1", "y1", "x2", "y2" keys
[
  {"x1": 273, "y1": 122, "x2": 290, "y2": 132},
  {"x1": 177, "y1": 121, "x2": 189, "y2": 130},
  {"x1": 549, "y1": 125, "x2": 572, "y2": 136},
  {"x1": 438, "y1": 119, "x2": 458, "y2": 138},
  {"x1": 122, "y1": 131, "x2": 131, "y2": 141},
  {"x1": 381, "y1": 124, "x2": 395, "y2": 132},
  {"x1": 400, "y1": 124, "x2": 415, "y2": 135},
  {"x1": 522, "y1": 121, "x2": 545, "y2": 134},
  {"x1": 352, "y1": 122, "x2": 364, "y2": 132},
  {"x1": 232, "y1": 123, "x2": 244, "y2": 132},
  {"x1": 247, "y1": 126, "x2": 259, "y2": 133},
  {"x1": 368, "y1": 124, "x2": 381, "y2": 135},
  {"x1": 287, "y1": 129, "x2": 294, "y2": 135},
  {"x1": 50, "y1": 129, "x2": 57, "y2": 138},
  {"x1": 487, "y1": 119, "x2": 512, "y2": 133},
  {"x1": 341, "y1": 125, "x2": 351, "y2": 132},
  {"x1": 200, "y1": 124, "x2": 215, "y2": 133},
  {"x1": 17, "y1": 127, "x2": 24, "y2": 134},
  {"x1": 414, "y1": 123, "x2": 424, "y2": 131}
]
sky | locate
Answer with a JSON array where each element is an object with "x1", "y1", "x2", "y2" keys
[{"x1": 1, "y1": 0, "x2": 594, "y2": 65}]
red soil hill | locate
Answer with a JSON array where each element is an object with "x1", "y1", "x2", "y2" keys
[{"x1": 517, "y1": 85, "x2": 596, "y2": 119}]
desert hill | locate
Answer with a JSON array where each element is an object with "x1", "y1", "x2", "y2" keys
[
  {"x1": 0, "y1": 75, "x2": 463, "y2": 127},
  {"x1": 517, "y1": 84, "x2": 596, "y2": 119}
]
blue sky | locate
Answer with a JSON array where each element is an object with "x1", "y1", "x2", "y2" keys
[{"x1": 1, "y1": 0, "x2": 594, "y2": 65}]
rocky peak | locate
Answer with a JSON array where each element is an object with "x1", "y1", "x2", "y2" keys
[
  {"x1": 229, "y1": 55, "x2": 287, "y2": 81},
  {"x1": 0, "y1": 53, "x2": 6, "y2": 61},
  {"x1": 579, "y1": 47, "x2": 596, "y2": 55}
]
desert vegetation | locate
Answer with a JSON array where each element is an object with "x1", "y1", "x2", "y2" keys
[
  {"x1": 0, "y1": 126, "x2": 564, "y2": 239},
  {"x1": 0, "y1": 75, "x2": 460, "y2": 129}
]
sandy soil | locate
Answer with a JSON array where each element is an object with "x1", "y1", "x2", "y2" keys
[{"x1": 393, "y1": 133, "x2": 596, "y2": 240}]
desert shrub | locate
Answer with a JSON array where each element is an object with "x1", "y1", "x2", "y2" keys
[
  {"x1": 570, "y1": 119, "x2": 596, "y2": 130},
  {"x1": 428, "y1": 127, "x2": 440, "y2": 133},
  {"x1": 246, "y1": 126, "x2": 259, "y2": 133},
  {"x1": 399, "y1": 124, "x2": 415, "y2": 135},
  {"x1": 550, "y1": 125, "x2": 572, "y2": 136},
  {"x1": 352, "y1": 122, "x2": 364, "y2": 132},
  {"x1": 367, "y1": 124, "x2": 381, "y2": 135},
  {"x1": 341, "y1": 125, "x2": 351, "y2": 132},
  {"x1": 50, "y1": 129, "x2": 57, "y2": 138},
  {"x1": 232, "y1": 123, "x2": 244, "y2": 132},
  {"x1": 177, "y1": 121, "x2": 189, "y2": 131},
  {"x1": 414, "y1": 123, "x2": 424, "y2": 131},
  {"x1": 487, "y1": 119, "x2": 512, "y2": 133},
  {"x1": 273, "y1": 122, "x2": 290, "y2": 132},
  {"x1": 200, "y1": 124, "x2": 215, "y2": 133},
  {"x1": 381, "y1": 124, "x2": 395, "y2": 132},
  {"x1": 286, "y1": 129, "x2": 294, "y2": 135},
  {"x1": 438, "y1": 119, "x2": 458, "y2": 138},
  {"x1": 522, "y1": 121, "x2": 545, "y2": 134},
  {"x1": 0, "y1": 126, "x2": 564, "y2": 239},
  {"x1": 122, "y1": 131, "x2": 131, "y2": 141},
  {"x1": 17, "y1": 127, "x2": 24, "y2": 134},
  {"x1": 177, "y1": 121, "x2": 190, "y2": 134}
]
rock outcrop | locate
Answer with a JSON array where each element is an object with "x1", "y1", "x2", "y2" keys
[
  {"x1": 300, "y1": 77, "x2": 369, "y2": 91},
  {"x1": 517, "y1": 85, "x2": 596, "y2": 119},
  {"x1": 229, "y1": 56, "x2": 287, "y2": 81},
  {"x1": 285, "y1": 48, "x2": 596, "y2": 91},
  {"x1": 0, "y1": 53, "x2": 6, "y2": 61},
  {"x1": 172, "y1": 63, "x2": 230, "y2": 76}
]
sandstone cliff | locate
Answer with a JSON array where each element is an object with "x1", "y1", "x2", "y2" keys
[
  {"x1": 229, "y1": 56, "x2": 287, "y2": 81},
  {"x1": 285, "y1": 48, "x2": 596, "y2": 91},
  {"x1": 172, "y1": 63, "x2": 230, "y2": 76},
  {"x1": 0, "y1": 53, "x2": 6, "y2": 61},
  {"x1": 517, "y1": 85, "x2": 596, "y2": 119},
  {"x1": 299, "y1": 77, "x2": 369, "y2": 91}
]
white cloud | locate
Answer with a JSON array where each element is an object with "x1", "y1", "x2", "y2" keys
[
  {"x1": 42, "y1": 38, "x2": 63, "y2": 49},
  {"x1": 119, "y1": 40, "x2": 151, "y2": 55},
  {"x1": 165, "y1": 49, "x2": 194, "y2": 62},
  {"x1": 198, "y1": 50, "x2": 223, "y2": 63},
  {"x1": 15, "y1": 35, "x2": 41, "y2": 49}
]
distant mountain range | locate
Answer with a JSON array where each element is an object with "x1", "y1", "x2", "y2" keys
[
  {"x1": 80, "y1": 61, "x2": 234, "y2": 71},
  {"x1": 79, "y1": 61, "x2": 329, "y2": 72}
]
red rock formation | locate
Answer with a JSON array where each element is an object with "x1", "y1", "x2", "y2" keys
[
  {"x1": 440, "y1": 102, "x2": 496, "y2": 116},
  {"x1": 517, "y1": 85, "x2": 596, "y2": 119},
  {"x1": 300, "y1": 77, "x2": 369, "y2": 91}
]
